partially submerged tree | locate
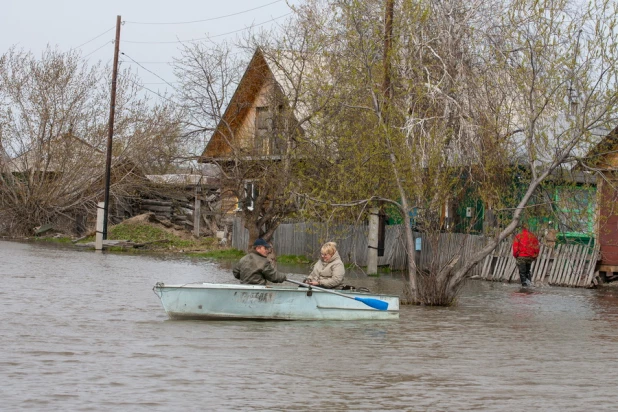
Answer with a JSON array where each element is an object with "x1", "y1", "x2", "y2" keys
[
  {"x1": 292, "y1": 0, "x2": 618, "y2": 304},
  {"x1": 447, "y1": 0, "x2": 618, "y2": 295}
]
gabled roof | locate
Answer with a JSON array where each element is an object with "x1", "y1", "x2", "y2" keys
[
  {"x1": 200, "y1": 48, "x2": 274, "y2": 160},
  {"x1": 200, "y1": 47, "x2": 311, "y2": 161}
]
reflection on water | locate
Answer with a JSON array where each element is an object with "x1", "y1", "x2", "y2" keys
[{"x1": 2, "y1": 240, "x2": 618, "y2": 411}]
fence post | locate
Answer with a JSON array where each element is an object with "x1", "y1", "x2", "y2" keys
[
  {"x1": 367, "y1": 207, "x2": 379, "y2": 274},
  {"x1": 95, "y1": 202, "x2": 104, "y2": 250}
]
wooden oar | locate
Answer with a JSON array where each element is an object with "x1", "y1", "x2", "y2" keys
[{"x1": 286, "y1": 278, "x2": 389, "y2": 311}]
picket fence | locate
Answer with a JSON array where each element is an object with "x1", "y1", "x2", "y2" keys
[
  {"x1": 232, "y1": 218, "x2": 599, "y2": 287},
  {"x1": 481, "y1": 241, "x2": 599, "y2": 287}
]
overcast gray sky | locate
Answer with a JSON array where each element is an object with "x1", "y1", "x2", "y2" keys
[{"x1": 1, "y1": 0, "x2": 299, "y2": 96}]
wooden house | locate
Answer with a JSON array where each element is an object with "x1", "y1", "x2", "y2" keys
[{"x1": 199, "y1": 47, "x2": 303, "y2": 217}]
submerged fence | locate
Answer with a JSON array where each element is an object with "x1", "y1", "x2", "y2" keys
[
  {"x1": 480, "y1": 241, "x2": 599, "y2": 287},
  {"x1": 232, "y1": 218, "x2": 599, "y2": 287}
]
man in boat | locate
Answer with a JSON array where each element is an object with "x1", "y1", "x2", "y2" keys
[
  {"x1": 233, "y1": 238, "x2": 286, "y2": 285},
  {"x1": 512, "y1": 223, "x2": 540, "y2": 287}
]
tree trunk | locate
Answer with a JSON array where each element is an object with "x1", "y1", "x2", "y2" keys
[{"x1": 246, "y1": 220, "x2": 261, "y2": 252}]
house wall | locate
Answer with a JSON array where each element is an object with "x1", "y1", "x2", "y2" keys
[
  {"x1": 233, "y1": 80, "x2": 280, "y2": 154},
  {"x1": 203, "y1": 49, "x2": 282, "y2": 159},
  {"x1": 210, "y1": 78, "x2": 285, "y2": 216},
  {"x1": 591, "y1": 143, "x2": 618, "y2": 270},
  {"x1": 597, "y1": 176, "x2": 618, "y2": 266}
]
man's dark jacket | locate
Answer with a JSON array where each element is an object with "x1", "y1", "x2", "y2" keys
[{"x1": 233, "y1": 251, "x2": 286, "y2": 285}]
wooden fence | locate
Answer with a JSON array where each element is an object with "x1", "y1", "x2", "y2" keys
[
  {"x1": 480, "y1": 240, "x2": 599, "y2": 287},
  {"x1": 232, "y1": 218, "x2": 599, "y2": 287},
  {"x1": 233, "y1": 219, "x2": 485, "y2": 277}
]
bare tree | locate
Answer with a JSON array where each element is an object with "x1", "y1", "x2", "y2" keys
[{"x1": 0, "y1": 46, "x2": 182, "y2": 236}]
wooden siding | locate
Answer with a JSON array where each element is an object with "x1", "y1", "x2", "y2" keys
[{"x1": 202, "y1": 49, "x2": 282, "y2": 159}]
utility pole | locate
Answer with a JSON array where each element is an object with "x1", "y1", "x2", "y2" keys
[
  {"x1": 102, "y1": 15, "x2": 122, "y2": 240},
  {"x1": 368, "y1": 0, "x2": 395, "y2": 275},
  {"x1": 382, "y1": 0, "x2": 394, "y2": 101}
]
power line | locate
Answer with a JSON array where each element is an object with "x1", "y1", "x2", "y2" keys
[
  {"x1": 121, "y1": 53, "x2": 179, "y2": 92},
  {"x1": 124, "y1": 61, "x2": 172, "y2": 64},
  {"x1": 71, "y1": 25, "x2": 116, "y2": 50},
  {"x1": 123, "y1": 13, "x2": 292, "y2": 44},
  {"x1": 121, "y1": 74, "x2": 181, "y2": 105},
  {"x1": 125, "y1": 0, "x2": 283, "y2": 25},
  {"x1": 83, "y1": 41, "x2": 112, "y2": 58},
  {"x1": 124, "y1": 48, "x2": 250, "y2": 65}
]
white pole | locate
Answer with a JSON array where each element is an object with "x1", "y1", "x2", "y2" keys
[
  {"x1": 95, "y1": 202, "x2": 104, "y2": 250},
  {"x1": 367, "y1": 207, "x2": 379, "y2": 275}
]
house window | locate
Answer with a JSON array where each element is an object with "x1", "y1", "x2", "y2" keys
[
  {"x1": 255, "y1": 105, "x2": 288, "y2": 155},
  {"x1": 555, "y1": 186, "x2": 594, "y2": 234},
  {"x1": 241, "y1": 181, "x2": 258, "y2": 211},
  {"x1": 569, "y1": 100, "x2": 579, "y2": 117},
  {"x1": 255, "y1": 107, "x2": 271, "y2": 154}
]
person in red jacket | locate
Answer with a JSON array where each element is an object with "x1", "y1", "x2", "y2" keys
[{"x1": 512, "y1": 224, "x2": 540, "y2": 287}]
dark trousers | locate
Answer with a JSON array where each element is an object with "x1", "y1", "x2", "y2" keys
[{"x1": 516, "y1": 257, "x2": 534, "y2": 285}]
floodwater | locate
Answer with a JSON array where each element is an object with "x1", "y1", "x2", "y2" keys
[{"x1": 2, "y1": 240, "x2": 618, "y2": 411}]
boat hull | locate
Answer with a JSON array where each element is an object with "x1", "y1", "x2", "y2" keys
[{"x1": 153, "y1": 283, "x2": 400, "y2": 321}]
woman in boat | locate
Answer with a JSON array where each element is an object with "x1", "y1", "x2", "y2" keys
[{"x1": 305, "y1": 242, "x2": 345, "y2": 289}]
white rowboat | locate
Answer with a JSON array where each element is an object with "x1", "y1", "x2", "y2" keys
[{"x1": 153, "y1": 282, "x2": 400, "y2": 321}]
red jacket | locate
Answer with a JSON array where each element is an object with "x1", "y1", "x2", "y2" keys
[{"x1": 512, "y1": 228, "x2": 540, "y2": 259}]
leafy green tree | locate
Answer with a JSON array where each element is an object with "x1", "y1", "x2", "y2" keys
[{"x1": 294, "y1": 0, "x2": 618, "y2": 304}]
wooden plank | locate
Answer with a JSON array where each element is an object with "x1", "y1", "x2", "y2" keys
[
  {"x1": 484, "y1": 242, "x2": 499, "y2": 280},
  {"x1": 538, "y1": 245, "x2": 553, "y2": 284},
  {"x1": 572, "y1": 240, "x2": 592, "y2": 286},
  {"x1": 494, "y1": 242, "x2": 507, "y2": 281},
  {"x1": 555, "y1": 245, "x2": 568, "y2": 285},
  {"x1": 532, "y1": 245, "x2": 547, "y2": 283},
  {"x1": 567, "y1": 244, "x2": 581, "y2": 286},
  {"x1": 141, "y1": 205, "x2": 172, "y2": 213},
  {"x1": 141, "y1": 199, "x2": 173, "y2": 206},
  {"x1": 481, "y1": 251, "x2": 493, "y2": 279},
  {"x1": 530, "y1": 244, "x2": 542, "y2": 282},
  {"x1": 558, "y1": 245, "x2": 573, "y2": 286},
  {"x1": 547, "y1": 244, "x2": 562, "y2": 285},
  {"x1": 499, "y1": 242, "x2": 511, "y2": 281},
  {"x1": 566, "y1": 244, "x2": 581, "y2": 286},
  {"x1": 569, "y1": 244, "x2": 586, "y2": 287},
  {"x1": 583, "y1": 244, "x2": 600, "y2": 287},
  {"x1": 507, "y1": 257, "x2": 518, "y2": 283},
  {"x1": 534, "y1": 246, "x2": 554, "y2": 284},
  {"x1": 493, "y1": 243, "x2": 506, "y2": 281},
  {"x1": 556, "y1": 245, "x2": 569, "y2": 285},
  {"x1": 561, "y1": 244, "x2": 576, "y2": 286},
  {"x1": 504, "y1": 253, "x2": 516, "y2": 282}
]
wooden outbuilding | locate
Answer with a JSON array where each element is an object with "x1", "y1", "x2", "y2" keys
[{"x1": 583, "y1": 125, "x2": 618, "y2": 279}]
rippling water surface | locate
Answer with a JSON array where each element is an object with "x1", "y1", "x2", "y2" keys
[{"x1": 2, "y1": 240, "x2": 618, "y2": 411}]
